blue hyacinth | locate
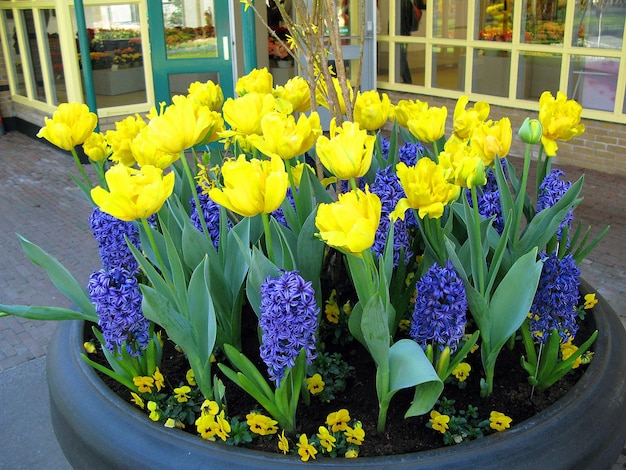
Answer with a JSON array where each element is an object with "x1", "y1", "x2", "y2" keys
[
  {"x1": 410, "y1": 261, "x2": 468, "y2": 353},
  {"x1": 398, "y1": 141, "x2": 423, "y2": 166},
  {"x1": 190, "y1": 186, "x2": 230, "y2": 250},
  {"x1": 467, "y1": 168, "x2": 504, "y2": 234},
  {"x1": 88, "y1": 267, "x2": 150, "y2": 357},
  {"x1": 370, "y1": 165, "x2": 415, "y2": 266},
  {"x1": 530, "y1": 252, "x2": 580, "y2": 344},
  {"x1": 89, "y1": 207, "x2": 141, "y2": 272},
  {"x1": 537, "y1": 169, "x2": 573, "y2": 241},
  {"x1": 259, "y1": 270, "x2": 319, "y2": 386}
]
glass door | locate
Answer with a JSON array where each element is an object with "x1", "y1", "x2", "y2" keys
[{"x1": 147, "y1": 0, "x2": 233, "y2": 103}]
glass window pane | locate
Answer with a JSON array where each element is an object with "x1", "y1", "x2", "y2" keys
[
  {"x1": 433, "y1": 0, "x2": 466, "y2": 39},
  {"x1": 432, "y1": 45, "x2": 464, "y2": 91},
  {"x1": 396, "y1": 0, "x2": 425, "y2": 36},
  {"x1": 572, "y1": 0, "x2": 625, "y2": 49},
  {"x1": 476, "y1": 0, "x2": 512, "y2": 42},
  {"x1": 521, "y1": 0, "x2": 566, "y2": 44},
  {"x1": 395, "y1": 42, "x2": 425, "y2": 86},
  {"x1": 517, "y1": 53, "x2": 561, "y2": 101},
  {"x1": 569, "y1": 56, "x2": 619, "y2": 112},
  {"x1": 163, "y1": 0, "x2": 217, "y2": 59},
  {"x1": 79, "y1": 5, "x2": 146, "y2": 107},
  {"x1": 471, "y1": 49, "x2": 510, "y2": 97}
]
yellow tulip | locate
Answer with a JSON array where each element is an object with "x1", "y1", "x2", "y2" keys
[
  {"x1": 290, "y1": 161, "x2": 316, "y2": 188},
  {"x1": 82, "y1": 132, "x2": 110, "y2": 163},
  {"x1": 353, "y1": 90, "x2": 392, "y2": 131},
  {"x1": 393, "y1": 99, "x2": 429, "y2": 128},
  {"x1": 91, "y1": 164, "x2": 175, "y2": 221},
  {"x1": 187, "y1": 80, "x2": 224, "y2": 111},
  {"x1": 248, "y1": 111, "x2": 322, "y2": 160},
  {"x1": 440, "y1": 139, "x2": 487, "y2": 188},
  {"x1": 453, "y1": 96, "x2": 490, "y2": 140},
  {"x1": 316, "y1": 75, "x2": 353, "y2": 116},
  {"x1": 407, "y1": 105, "x2": 448, "y2": 143},
  {"x1": 316, "y1": 119, "x2": 375, "y2": 179},
  {"x1": 208, "y1": 155, "x2": 289, "y2": 217},
  {"x1": 131, "y1": 128, "x2": 180, "y2": 169},
  {"x1": 470, "y1": 117, "x2": 512, "y2": 166},
  {"x1": 105, "y1": 114, "x2": 147, "y2": 166},
  {"x1": 539, "y1": 91, "x2": 585, "y2": 157},
  {"x1": 315, "y1": 187, "x2": 382, "y2": 255},
  {"x1": 235, "y1": 67, "x2": 274, "y2": 96},
  {"x1": 144, "y1": 95, "x2": 224, "y2": 154},
  {"x1": 222, "y1": 93, "x2": 277, "y2": 136},
  {"x1": 273, "y1": 76, "x2": 311, "y2": 113},
  {"x1": 37, "y1": 102, "x2": 97, "y2": 151},
  {"x1": 393, "y1": 159, "x2": 461, "y2": 220}
]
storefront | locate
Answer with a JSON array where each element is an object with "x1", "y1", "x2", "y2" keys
[{"x1": 1, "y1": 0, "x2": 625, "y2": 173}]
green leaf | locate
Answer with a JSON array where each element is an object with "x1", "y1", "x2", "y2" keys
[
  {"x1": 0, "y1": 304, "x2": 93, "y2": 321},
  {"x1": 489, "y1": 248, "x2": 543, "y2": 348},
  {"x1": 16, "y1": 235, "x2": 97, "y2": 321},
  {"x1": 246, "y1": 248, "x2": 281, "y2": 318},
  {"x1": 360, "y1": 294, "x2": 390, "y2": 368}
]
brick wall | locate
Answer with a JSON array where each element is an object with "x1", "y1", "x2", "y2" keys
[{"x1": 386, "y1": 91, "x2": 626, "y2": 177}]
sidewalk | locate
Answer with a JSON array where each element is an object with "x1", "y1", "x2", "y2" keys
[{"x1": 0, "y1": 131, "x2": 624, "y2": 468}]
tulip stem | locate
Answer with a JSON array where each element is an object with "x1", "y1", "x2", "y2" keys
[
  {"x1": 513, "y1": 143, "x2": 532, "y2": 248},
  {"x1": 470, "y1": 186, "x2": 485, "y2": 295},
  {"x1": 262, "y1": 212, "x2": 274, "y2": 263},
  {"x1": 70, "y1": 148, "x2": 93, "y2": 188},
  {"x1": 181, "y1": 150, "x2": 210, "y2": 238}
]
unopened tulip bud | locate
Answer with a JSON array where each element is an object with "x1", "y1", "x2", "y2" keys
[{"x1": 518, "y1": 118, "x2": 543, "y2": 144}]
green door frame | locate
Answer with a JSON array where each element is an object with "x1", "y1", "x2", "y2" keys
[{"x1": 147, "y1": 1, "x2": 234, "y2": 104}]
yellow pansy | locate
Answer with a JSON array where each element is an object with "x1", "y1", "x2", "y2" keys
[
  {"x1": 316, "y1": 119, "x2": 375, "y2": 180},
  {"x1": 344, "y1": 423, "x2": 365, "y2": 445},
  {"x1": 429, "y1": 410, "x2": 450, "y2": 433},
  {"x1": 451, "y1": 362, "x2": 471, "y2": 382},
  {"x1": 315, "y1": 188, "x2": 381, "y2": 256},
  {"x1": 306, "y1": 373, "x2": 325, "y2": 394},
  {"x1": 296, "y1": 433, "x2": 318, "y2": 462},
  {"x1": 539, "y1": 91, "x2": 585, "y2": 157},
  {"x1": 393, "y1": 99, "x2": 429, "y2": 128},
  {"x1": 235, "y1": 67, "x2": 273, "y2": 96},
  {"x1": 246, "y1": 412, "x2": 279, "y2": 436},
  {"x1": 222, "y1": 92, "x2": 277, "y2": 136},
  {"x1": 353, "y1": 90, "x2": 392, "y2": 131},
  {"x1": 105, "y1": 114, "x2": 147, "y2": 166},
  {"x1": 407, "y1": 105, "x2": 448, "y2": 143},
  {"x1": 248, "y1": 111, "x2": 322, "y2": 160},
  {"x1": 273, "y1": 76, "x2": 311, "y2": 113},
  {"x1": 187, "y1": 80, "x2": 224, "y2": 111},
  {"x1": 278, "y1": 430, "x2": 289, "y2": 454},
  {"x1": 325, "y1": 409, "x2": 351, "y2": 432},
  {"x1": 393, "y1": 159, "x2": 461, "y2": 220},
  {"x1": 208, "y1": 154, "x2": 289, "y2": 217},
  {"x1": 91, "y1": 164, "x2": 175, "y2": 221},
  {"x1": 560, "y1": 339, "x2": 582, "y2": 369},
  {"x1": 316, "y1": 426, "x2": 336, "y2": 452},
  {"x1": 37, "y1": 102, "x2": 97, "y2": 151},
  {"x1": 489, "y1": 411, "x2": 513, "y2": 431},
  {"x1": 470, "y1": 117, "x2": 513, "y2": 166},
  {"x1": 453, "y1": 95, "x2": 490, "y2": 140},
  {"x1": 144, "y1": 95, "x2": 224, "y2": 153},
  {"x1": 82, "y1": 132, "x2": 110, "y2": 163}
]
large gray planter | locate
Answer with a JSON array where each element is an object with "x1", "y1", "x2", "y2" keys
[{"x1": 47, "y1": 280, "x2": 626, "y2": 469}]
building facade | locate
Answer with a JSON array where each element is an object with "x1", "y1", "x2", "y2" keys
[{"x1": 1, "y1": 0, "x2": 625, "y2": 174}]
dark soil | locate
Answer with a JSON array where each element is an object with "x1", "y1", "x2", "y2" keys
[{"x1": 89, "y1": 303, "x2": 594, "y2": 458}]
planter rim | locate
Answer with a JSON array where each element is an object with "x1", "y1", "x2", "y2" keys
[{"x1": 47, "y1": 279, "x2": 626, "y2": 469}]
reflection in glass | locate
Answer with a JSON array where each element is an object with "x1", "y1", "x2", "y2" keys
[
  {"x1": 432, "y1": 45, "x2": 463, "y2": 91},
  {"x1": 521, "y1": 0, "x2": 566, "y2": 44},
  {"x1": 516, "y1": 53, "x2": 561, "y2": 101},
  {"x1": 163, "y1": 0, "x2": 217, "y2": 59},
  {"x1": 569, "y1": 56, "x2": 619, "y2": 112},
  {"x1": 571, "y1": 0, "x2": 625, "y2": 49},
  {"x1": 394, "y1": 43, "x2": 424, "y2": 86},
  {"x1": 78, "y1": 5, "x2": 146, "y2": 107},
  {"x1": 397, "y1": 0, "x2": 424, "y2": 36},
  {"x1": 477, "y1": 0, "x2": 512, "y2": 42},
  {"x1": 471, "y1": 49, "x2": 510, "y2": 98},
  {"x1": 433, "y1": 0, "x2": 466, "y2": 39}
]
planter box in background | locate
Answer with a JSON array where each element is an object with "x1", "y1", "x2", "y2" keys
[{"x1": 93, "y1": 66, "x2": 146, "y2": 96}]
